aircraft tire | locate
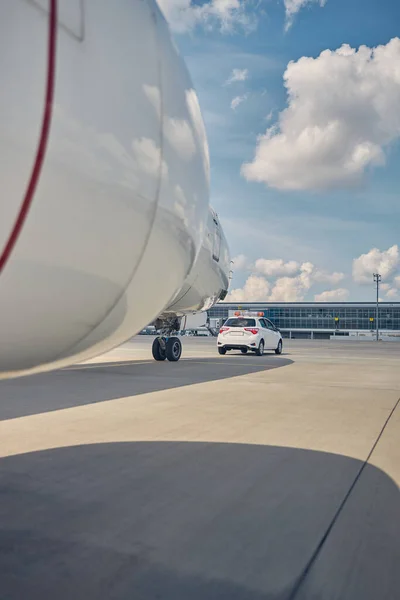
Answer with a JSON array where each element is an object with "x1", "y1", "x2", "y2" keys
[
  {"x1": 152, "y1": 337, "x2": 166, "y2": 361},
  {"x1": 166, "y1": 337, "x2": 182, "y2": 362}
]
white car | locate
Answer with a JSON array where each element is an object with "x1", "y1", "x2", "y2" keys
[{"x1": 217, "y1": 316, "x2": 283, "y2": 356}]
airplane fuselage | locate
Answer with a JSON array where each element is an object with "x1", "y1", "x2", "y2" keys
[{"x1": 0, "y1": 0, "x2": 230, "y2": 377}]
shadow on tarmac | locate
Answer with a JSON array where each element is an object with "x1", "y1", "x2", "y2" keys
[
  {"x1": 0, "y1": 441, "x2": 399, "y2": 599},
  {"x1": 0, "y1": 356, "x2": 293, "y2": 421}
]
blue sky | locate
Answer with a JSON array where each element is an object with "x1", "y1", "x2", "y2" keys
[{"x1": 159, "y1": 0, "x2": 400, "y2": 302}]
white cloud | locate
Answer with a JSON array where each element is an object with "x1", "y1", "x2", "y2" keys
[
  {"x1": 268, "y1": 260, "x2": 316, "y2": 301},
  {"x1": 242, "y1": 38, "x2": 400, "y2": 191},
  {"x1": 314, "y1": 288, "x2": 350, "y2": 302},
  {"x1": 227, "y1": 274, "x2": 270, "y2": 302},
  {"x1": 232, "y1": 254, "x2": 248, "y2": 270},
  {"x1": 312, "y1": 270, "x2": 345, "y2": 285},
  {"x1": 231, "y1": 94, "x2": 248, "y2": 110},
  {"x1": 228, "y1": 260, "x2": 343, "y2": 302},
  {"x1": 266, "y1": 109, "x2": 274, "y2": 122},
  {"x1": 352, "y1": 245, "x2": 399, "y2": 284},
  {"x1": 233, "y1": 256, "x2": 343, "y2": 283},
  {"x1": 268, "y1": 266, "x2": 345, "y2": 301},
  {"x1": 382, "y1": 278, "x2": 400, "y2": 299},
  {"x1": 225, "y1": 68, "x2": 249, "y2": 85},
  {"x1": 269, "y1": 276, "x2": 306, "y2": 301},
  {"x1": 157, "y1": 0, "x2": 256, "y2": 34},
  {"x1": 255, "y1": 258, "x2": 299, "y2": 277},
  {"x1": 386, "y1": 288, "x2": 399, "y2": 299},
  {"x1": 284, "y1": 0, "x2": 327, "y2": 31}
]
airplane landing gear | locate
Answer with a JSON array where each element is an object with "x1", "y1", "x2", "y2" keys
[
  {"x1": 152, "y1": 315, "x2": 183, "y2": 362},
  {"x1": 152, "y1": 336, "x2": 182, "y2": 362},
  {"x1": 151, "y1": 314, "x2": 182, "y2": 362}
]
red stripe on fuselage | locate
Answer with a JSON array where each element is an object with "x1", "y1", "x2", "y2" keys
[{"x1": 0, "y1": 0, "x2": 57, "y2": 275}]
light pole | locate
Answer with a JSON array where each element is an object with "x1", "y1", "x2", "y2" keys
[{"x1": 373, "y1": 273, "x2": 381, "y2": 341}]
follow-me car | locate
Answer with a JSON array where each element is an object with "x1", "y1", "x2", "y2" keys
[{"x1": 217, "y1": 315, "x2": 283, "y2": 356}]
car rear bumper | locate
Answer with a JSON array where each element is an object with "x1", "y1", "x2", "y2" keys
[{"x1": 217, "y1": 342, "x2": 257, "y2": 350}]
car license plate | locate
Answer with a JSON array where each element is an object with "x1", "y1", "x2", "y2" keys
[{"x1": 230, "y1": 331, "x2": 244, "y2": 336}]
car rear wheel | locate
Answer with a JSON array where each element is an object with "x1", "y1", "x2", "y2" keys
[
  {"x1": 218, "y1": 347, "x2": 227, "y2": 355},
  {"x1": 241, "y1": 348, "x2": 248, "y2": 354},
  {"x1": 275, "y1": 339, "x2": 283, "y2": 355},
  {"x1": 255, "y1": 340, "x2": 264, "y2": 356}
]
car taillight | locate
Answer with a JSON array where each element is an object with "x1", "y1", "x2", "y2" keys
[
  {"x1": 219, "y1": 327, "x2": 229, "y2": 333},
  {"x1": 244, "y1": 328, "x2": 259, "y2": 335}
]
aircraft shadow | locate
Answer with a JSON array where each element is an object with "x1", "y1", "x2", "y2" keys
[
  {"x1": 0, "y1": 441, "x2": 398, "y2": 599},
  {"x1": 0, "y1": 356, "x2": 293, "y2": 421}
]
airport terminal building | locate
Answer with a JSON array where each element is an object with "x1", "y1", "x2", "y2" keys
[{"x1": 207, "y1": 302, "x2": 400, "y2": 339}]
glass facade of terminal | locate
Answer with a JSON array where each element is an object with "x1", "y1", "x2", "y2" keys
[{"x1": 208, "y1": 303, "x2": 400, "y2": 334}]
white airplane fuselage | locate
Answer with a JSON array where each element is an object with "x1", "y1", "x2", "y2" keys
[
  {"x1": 0, "y1": 0, "x2": 230, "y2": 378},
  {"x1": 162, "y1": 207, "x2": 230, "y2": 318}
]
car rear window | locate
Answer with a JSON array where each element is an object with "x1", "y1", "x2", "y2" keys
[{"x1": 224, "y1": 318, "x2": 256, "y2": 327}]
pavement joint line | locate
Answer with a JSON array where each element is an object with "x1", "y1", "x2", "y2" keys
[{"x1": 288, "y1": 395, "x2": 400, "y2": 600}]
